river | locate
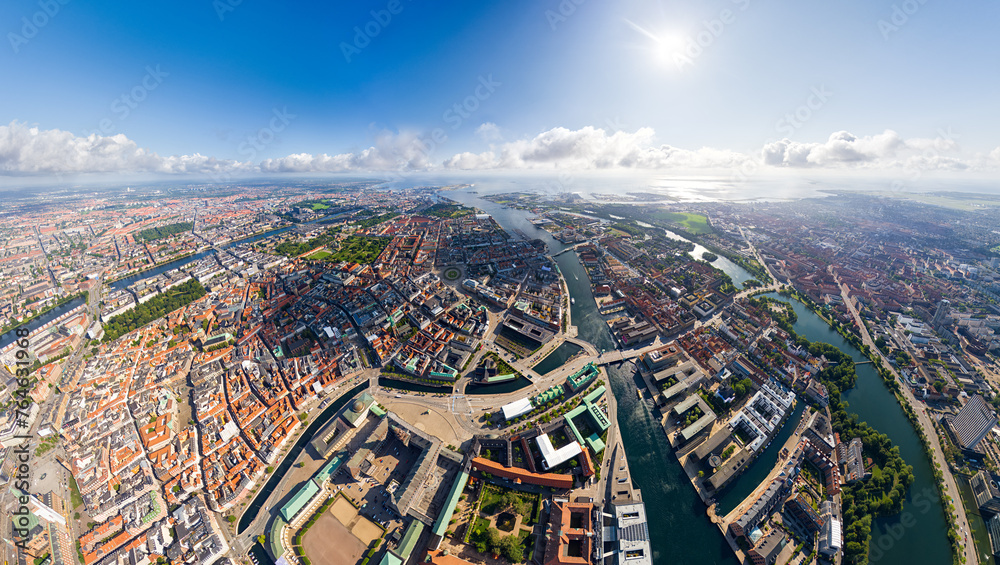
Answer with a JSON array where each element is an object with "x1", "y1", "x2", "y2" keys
[
  {"x1": 447, "y1": 186, "x2": 743, "y2": 564},
  {"x1": 0, "y1": 295, "x2": 88, "y2": 350},
  {"x1": 108, "y1": 225, "x2": 297, "y2": 291},
  {"x1": 446, "y1": 183, "x2": 951, "y2": 564},
  {"x1": 761, "y1": 292, "x2": 951, "y2": 565},
  {"x1": 108, "y1": 211, "x2": 356, "y2": 292},
  {"x1": 0, "y1": 224, "x2": 301, "y2": 350},
  {"x1": 715, "y1": 402, "x2": 807, "y2": 516}
]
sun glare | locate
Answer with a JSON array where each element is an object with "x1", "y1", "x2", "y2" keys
[{"x1": 625, "y1": 18, "x2": 690, "y2": 70}]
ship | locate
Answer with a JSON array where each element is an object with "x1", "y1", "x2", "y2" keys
[{"x1": 570, "y1": 297, "x2": 576, "y2": 305}]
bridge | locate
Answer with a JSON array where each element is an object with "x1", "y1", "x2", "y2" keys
[
  {"x1": 596, "y1": 342, "x2": 661, "y2": 366},
  {"x1": 553, "y1": 243, "x2": 586, "y2": 257}
]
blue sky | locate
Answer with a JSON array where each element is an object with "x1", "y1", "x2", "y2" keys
[{"x1": 1, "y1": 0, "x2": 998, "y2": 179}]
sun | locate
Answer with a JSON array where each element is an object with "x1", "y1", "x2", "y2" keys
[
  {"x1": 625, "y1": 19, "x2": 690, "y2": 70},
  {"x1": 652, "y1": 32, "x2": 689, "y2": 66}
]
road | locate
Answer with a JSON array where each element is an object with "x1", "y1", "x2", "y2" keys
[
  {"x1": 837, "y1": 280, "x2": 977, "y2": 565},
  {"x1": 738, "y1": 226, "x2": 778, "y2": 284}
]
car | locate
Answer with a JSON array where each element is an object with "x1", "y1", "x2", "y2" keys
[{"x1": 40, "y1": 473, "x2": 47, "y2": 480}]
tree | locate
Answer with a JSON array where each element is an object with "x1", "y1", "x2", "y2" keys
[
  {"x1": 475, "y1": 526, "x2": 502, "y2": 555},
  {"x1": 497, "y1": 534, "x2": 523, "y2": 562}
]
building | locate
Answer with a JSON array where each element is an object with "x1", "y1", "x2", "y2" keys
[
  {"x1": 986, "y1": 515, "x2": 1000, "y2": 558},
  {"x1": 948, "y1": 394, "x2": 997, "y2": 451},
  {"x1": 537, "y1": 433, "x2": 583, "y2": 470},
  {"x1": 542, "y1": 498, "x2": 596, "y2": 565},
  {"x1": 729, "y1": 476, "x2": 792, "y2": 544},
  {"x1": 613, "y1": 501, "x2": 652, "y2": 565},
  {"x1": 837, "y1": 437, "x2": 869, "y2": 483},
  {"x1": 783, "y1": 495, "x2": 824, "y2": 538},
  {"x1": 280, "y1": 479, "x2": 321, "y2": 522},
  {"x1": 384, "y1": 520, "x2": 424, "y2": 565},
  {"x1": 429, "y1": 472, "x2": 469, "y2": 550},
  {"x1": 342, "y1": 392, "x2": 377, "y2": 427},
  {"x1": 166, "y1": 497, "x2": 229, "y2": 565},
  {"x1": 501, "y1": 397, "x2": 534, "y2": 421},
  {"x1": 470, "y1": 457, "x2": 574, "y2": 490},
  {"x1": 804, "y1": 380, "x2": 828, "y2": 407},
  {"x1": 971, "y1": 470, "x2": 1000, "y2": 515},
  {"x1": 817, "y1": 500, "x2": 842, "y2": 558},
  {"x1": 745, "y1": 529, "x2": 787, "y2": 565}
]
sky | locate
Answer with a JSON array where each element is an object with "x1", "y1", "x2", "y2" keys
[{"x1": 1, "y1": 0, "x2": 999, "y2": 184}]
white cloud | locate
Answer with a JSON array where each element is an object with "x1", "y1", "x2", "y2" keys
[
  {"x1": 444, "y1": 126, "x2": 752, "y2": 170},
  {"x1": 260, "y1": 130, "x2": 431, "y2": 173},
  {"x1": 475, "y1": 122, "x2": 503, "y2": 142},
  {"x1": 0, "y1": 121, "x2": 993, "y2": 178},
  {"x1": 760, "y1": 130, "x2": 968, "y2": 170},
  {"x1": 0, "y1": 120, "x2": 250, "y2": 175}
]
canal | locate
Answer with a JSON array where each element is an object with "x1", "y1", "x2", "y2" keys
[
  {"x1": 0, "y1": 295, "x2": 87, "y2": 350},
  {"x1": 108, "y1": 211, "x2": 352, "y2": 292},
  {"x1": 237, "y1": 381, "x2": 367, "y2": 534},
  {"x1": 466, "y1": 377, "x2": 534, "y2": 395},
  {"x1": 108, "y1": 225, "x2": 296, "y2": 291},
  {"x1": 447, "y1": 182, "x2": 952, "y2": 564},
  {"x1": 761, "y1": 292, "x2": 952, "y2": 565},
  {"x1": 715, "y1": 402, "x2": 807, "y2": 516},
  {"x1": 448, "y1": 185, "x2": 743, "y2": 564},
  {"x1": 533, "y1": 342, "x2": 583, "y2": 375}
]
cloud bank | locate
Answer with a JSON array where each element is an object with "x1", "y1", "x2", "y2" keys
[
  {"x1": 0, "y1": 121, "x2": 250, "y2": 175},
  {"x1": 0, "y1": 120, "x2": 995, "y2": 178}
]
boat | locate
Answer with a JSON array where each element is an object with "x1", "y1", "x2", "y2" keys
[{"x1": 570, "y1": 297, "x2": 576, "y2": 305}]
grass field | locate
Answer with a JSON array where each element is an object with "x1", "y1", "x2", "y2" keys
[
  {"x1": 652, "y1": 212, "x2": 712, "y2": 234},
  {"x1": 69, "y1": 474, "x2": 83, "y2": 509},
  {"x1": 328, "y1": 235, "x2": 389, "y2": 264},
  {"x1": 306, "y1": 249, "x2": 332, "y2": 260},
  {"x1": 298, "y1": 198, "x2": 330, "y2": 211},
  {"x1": 424, "y1": 202, "x2": 476, "y2": 218}
]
